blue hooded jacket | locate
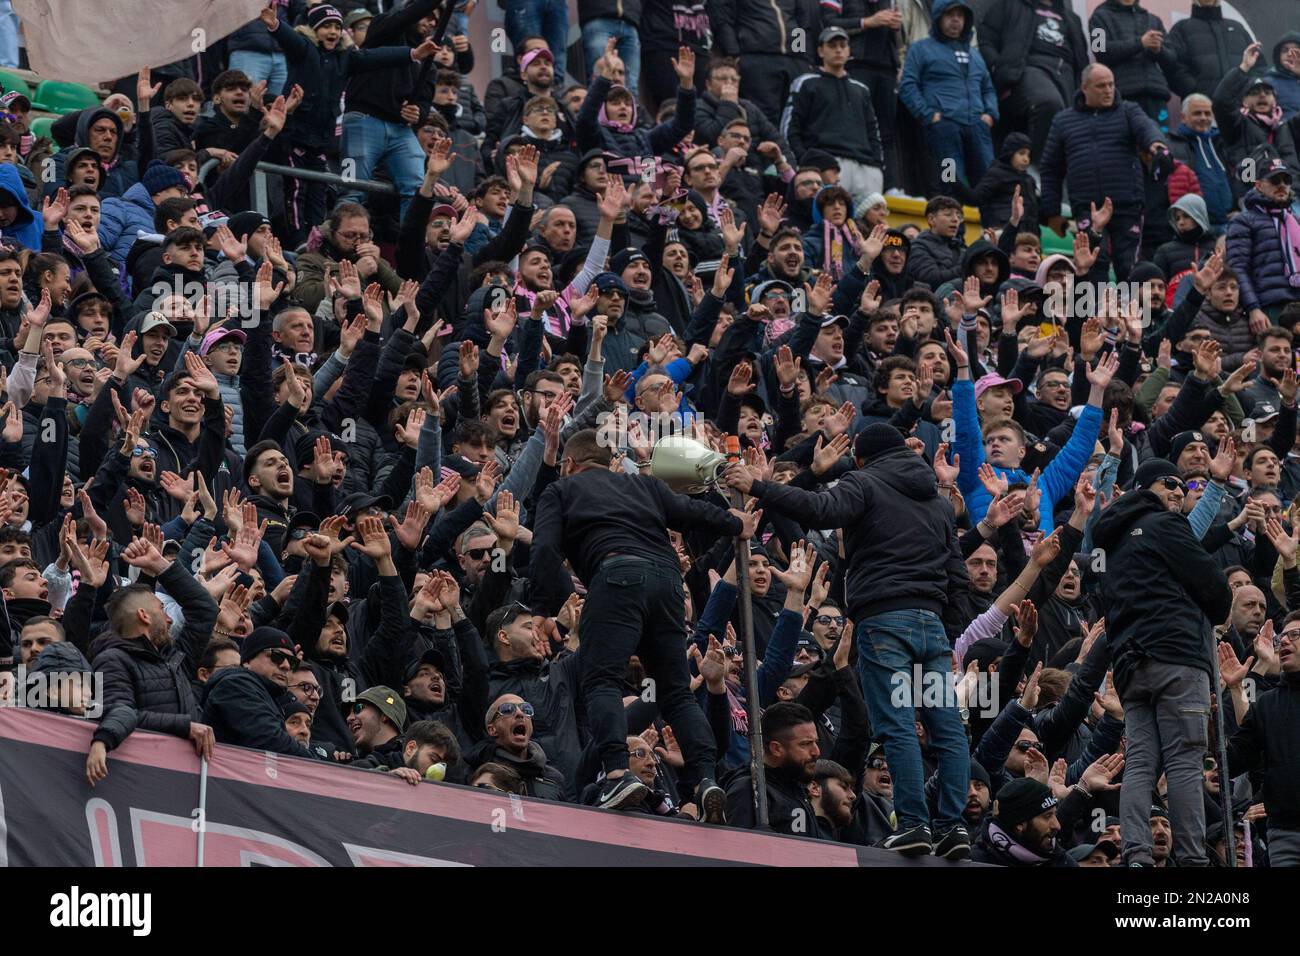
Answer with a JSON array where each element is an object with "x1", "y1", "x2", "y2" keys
[
  {"x1": 0, "y1": 162, "x2": 41, "y2": 251},
  {"x1": 898, "y1": 0, "x2": 998, "y2": 127}
]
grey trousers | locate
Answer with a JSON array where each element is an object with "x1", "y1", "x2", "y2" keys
[
  {"x1": 1268, "y1": 826, "x2": 1300, "y2": 867},
  {"x1": 1119, "y1": 660, "x2": 1211, "y2": 866}
]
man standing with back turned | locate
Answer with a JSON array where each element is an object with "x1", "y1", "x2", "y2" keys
[
  {"x1": 530, "y1": 429, "x2": 761, "y2": 820},
  {"x1": 1092, "y1": 458, "x2": 1232, "y2": 867},
  {"x1": 724, "y1": 422, "x2": 974, "y2": 860}
]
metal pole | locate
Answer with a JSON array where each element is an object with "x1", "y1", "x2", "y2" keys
[
  {"x1": 1209, "y1": 634, "x2": 1235, "y2": 867},
  {"x1": 196, "y1": 756, "x2": 209, "y2": 867},
  {"x1": 725, "y1": 437, "x2": 768, "y2": 829}
]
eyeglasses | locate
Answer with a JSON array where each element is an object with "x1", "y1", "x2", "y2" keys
[
  {"x1": 289, "y1": 681, "x2": 321, "y2": 697},
  {"x1": 1277, "y1": 627, "x2": 1300, "y2": 649},
  {"x1": 130, "y1": 447, "x2": 158, "y2": 459},
  {"x1": 628, "y1": 748, "x2": 652, "y2": 759},
  {"x1": 474, "y1": 781, "x2": 506, "y2": 791},
  {"x1": 526, "y1": 105, "x2": 557, "y2": 115},
  {"x1": 493, "y1": 701, "x2": 535, "y2": 720},
  {"x1": 63, "y1": 358, "x2": 94, "y2": 369},
  {"x1": 1014, "y1": 740, "x2": 1044, "y2": 753},
  {"x1": 815, "y1": 614, "x2": 845, "y2": 626},
  {"x1": 689, "y1": 161, "x2": 719, "y2": 173},
  {"x1": 337, "y1": 231, "x2": 372, "y2": 242},
  {"x1": 1186, "y1": 479, "x2": 1207, "y2": 492},
  {"x1": 641, "y1": 380, "x2": 676, "y2": 394}
]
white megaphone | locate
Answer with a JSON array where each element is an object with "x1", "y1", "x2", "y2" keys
[{"x1": 650, "y1": 435, "x2": 729, "y2": 494}]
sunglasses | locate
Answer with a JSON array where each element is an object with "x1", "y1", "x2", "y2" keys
[
  {"x1": 867, "y1": 756, "x2": 888, "y2": 771},
  {"x1": 268, "y1": 649, "x2": 295, "y2": 666},
  {"x1": 1014, "y1": 740, "x2": 1044, "y2": 754},
  {"x1": 463, "y1": 546, "x2": 494, "y2": 561},
  {"x1": 130, "y1": 447, "x2": 158, "y2": 459},
  {"x1": 1203, "y1": 756, "x2": 1218, "y2": 772},
  {"x1": 815, "y1": 614, "x2": 845, "y2": 626},
  {"x1": 493, "y1": 701, "x2": 535, "y2": 719},
  {"x1": 1154, "y1": 476, "x2": 1186, "y2": 493},
  {"x1": 1186, "y1": 479, "x2": 1207, "y2": 492}
]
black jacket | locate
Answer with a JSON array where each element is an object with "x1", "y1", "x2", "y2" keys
[
  {"x1": 748, "y1": 446, "x2": 971, "y2": 637},
  {"x1": 724, "y1": 762, "x2": 822, "y2": 837},
  {"x1": 782, "y1": 69, "x2": 883, "y2": 167},
  {"x1": 89, "y1": 561, "x2": 218, "y2": 740},
  {"x1": 976, "y1": 0, "x2": 1088, "y2": 95},
  {"x1": 823, "y1": 0, "x2": 899, "y2": 73},
  {"x1": 464, "y1": 738, "x2": 568, "y2": 801},
  {"x1": 1091, "y1": 490, "x2": 1232, "y2": 694},
  {"x1": 1164, "y1": 2, "x2": 1257, "y2": 98},
  {"x1": 1039, "y1": 90, "x2": 1164, "y2": 218},
  {"x1": 529, "y1": 468, "x2": 743, "y2": 617},
  {"x1": 708, "y1": 0, "x2": 809, "y2": 57},
  {"x1": 486, "y1": 653, "x2": 583, "y2": 799},
  {"x1": 201, "y1": 666, "x2": 319, "y2": 758},
  {"x1": 1088, "y1": 0, "x2": 1175, "y2": 101},
  {"x1": 694, "y1": 92, "x2": 789, "y2": 153},
  {"x1": 1225, "y1": 674, "x2": 1300, "y2": 830},
  {"x1": 343, "y1": 0, "x2": 439, "y2": 126},
  {"x1": 907, "y1": 229, "x2": 965, "y2": 289},
  {"x1": 971, "y1": 814, "x2": 1078, "y2": 866}
]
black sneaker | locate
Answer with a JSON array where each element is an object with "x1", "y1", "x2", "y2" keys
[
  {"x1": 932, "y1": 825, "x2": 971, "y2": 861},
  {"x1": 882, "y1": 824, "x2": 933, "y2": 856},
  {"x1": 597, "y1": 773, "x2": 650, "y2": 810},
  {"x1": 695, "y1": 778, "x2": 727, "y2": 824}
]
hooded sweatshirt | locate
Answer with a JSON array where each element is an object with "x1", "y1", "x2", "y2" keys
[
  {"x1": 1152, "y1": 193, "x2": 1218, "y2": 283},
  {"x1": 45, "y1": 109, "x2": 137, "y2": 200},
  {"x1": 1170, "y1": 122, "x2": 1233, "y2": 225},
  {"x1": 0, "y1": 162, "x2": 40, "y2": 251},
  {"x1": 898, "y1": 0, "x2": 998, "y2": 128},
  {"x1": 1266, "y1": 32, "x2": 1300, "y2": 120}
]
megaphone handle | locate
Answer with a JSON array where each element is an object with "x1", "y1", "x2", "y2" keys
[{"x1": 728, "y1": 485, "x2": 769, "y2": 829}]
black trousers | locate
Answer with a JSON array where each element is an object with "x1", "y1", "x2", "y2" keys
[
  {"x1": 738, "y1": 53, "x2": 806, "y2": 128},
  {"x1": 640, "y1": 47, "x2": 710, "y2": 115},
  {"x1": 851, "y1": 65, "x2": 899, "y2": 191},
  {"x1": 1077, "y1": 206, "x2": 1145, "y2": 282},
  {"x1": 1001, "y1": 60, "x2": 1073, "y2": 164},
  {"x1": 578, "y1": 555, "x2": 716, "y2": 786}
]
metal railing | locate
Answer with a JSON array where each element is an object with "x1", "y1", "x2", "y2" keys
[{"x1": 250, "y1": 162, "x2": 397, "y2": 219}]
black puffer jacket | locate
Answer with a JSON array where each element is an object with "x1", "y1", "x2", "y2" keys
[
  {"x1": 748, "y1": 445, "x2": 971, "y2": 637},
  {"x1": 487, "y1": 653, "x2": 583, "y2": 799},
  {"x1": 201, "y1": 667, "x2": 319, "y2": 758},
  {"x1": 906, "y1": 229, "x2": 965, "y2": 290},
  {"x1": 464, "y1": 738, "x2": 568, "y2": 801},
  {"x1": 1091, "y1": 489, "x2": 1232, "y2": 694},
  {"x1": 708, "y1": 0, "x2": 808, "y2": 57},
  {"x1": 89, "y1": 561, "x2": 219, "y2": 739},
  {"x1": 1039, "y1": 90, "x2": 1163, "y2": 218},
  {"x1": 1163, "y1": 2, "x2": 1257, "y2": 98},
  {"x1": 976, "y1": 0, "x2": 1088, "y2": 95},
  {"x1": 724, "y1": 763, "x2": 821, "y2": 836},
  {"x1": 1087, "y1": 0, "x2": 1175, "y2": 101}
]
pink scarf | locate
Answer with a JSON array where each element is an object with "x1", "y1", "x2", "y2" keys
[{"x1": 598, "y1": 89, "x2": 637, "y2": 134}]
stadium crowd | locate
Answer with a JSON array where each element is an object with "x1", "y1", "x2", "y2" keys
[{"x1": 0, "y1": 0, "x2": 1298, "y2": 868}]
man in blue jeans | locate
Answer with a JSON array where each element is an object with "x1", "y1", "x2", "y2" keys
[
  {"x1": 724, "y1": 422, "x2": 975, "y2": 859},
  {"x1": 579, "y1": 0, "x2": 641, "y2": 95},
  {"x1": 341, "y1": 0, "x2": 444, "y2": 218},
  {"x1": 503, "y1": 0, "x2": 570, "y2": 79},
  {"x1": 898, "y1": 0, "x2": 998, "y2": 196}
]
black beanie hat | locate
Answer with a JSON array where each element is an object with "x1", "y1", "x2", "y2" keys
[
  {"x1": 1132, "y1": 457, "x2": 1181, "y2": 490},
  {"x1": 1169, "y1": 429, "x2": 1216, "y2": 463},
  {"x1": 1128, "y1": 261, "x2": 1165, "y2": 284},
  {"x1": 1000, "y1": 132, "x2": 1032, "y2": 161},
  {"x1": 853, "y1": 422, "x2": 905, "y2": 464},
  {"x1": 995, "y1": 777, "x2": 1057, "y2": 828},
  {"x1": 969, "y1": 759, "x2": 992, "y2": 788}
]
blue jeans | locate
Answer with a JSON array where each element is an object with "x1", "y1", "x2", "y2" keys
[
  {"x1": 503, "y1": 0, "x2": 569, "y2": 78},
  {"x1": 0, "y1": 1, "x2": 18, "y2": 69},
  {"x1": 339, "y1": 112, "x2": 427, "y2": 219},
  {"x1": 857, "y1": 608, "x2": 969, "y2": 832},
  {"x1": 923, "y1": 118, "x2": 993, "y2": 189},
  {"x1": 228, "y1": 50, "x2": 289, "y2": 96},
  {"x1": 582, "y1": 19, "x2": 641, "y2": 94}
]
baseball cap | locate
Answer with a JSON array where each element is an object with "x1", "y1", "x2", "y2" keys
[
  {"x1": 1260, "y1": 156, "x2": 1292, "y2": 183},
  {"x1": 974, "y1": 371, "x2": 1024, "y2": 400},
  {"x1": 343, "y1": 9, "x2": 372, "y2": 28},
  {"x1": 1067, "y1": 840, "x2": 1119, "y2": 863},
  {"x1": 519, "y1": 48, "x2": 554, "y2": 72},
  {"x1": 199, "y1": 326, "x2": 247, "y2": 356},
  {"x1": 198, "y1": 210, "x2": 230, "y2": 235},
  {"x1": 138, "y1": 311, "x2": 177, "y2": 337},
  {"x1": 0, "y1": 90, "x2": 30, "y2": 112},
  {"x1": 404, "y1": 647, "x2": 449, "y2": 683},
  {"x1": 325, "y1": 600, "x2": 350, "y2": 625},
  {"x1": 593, "y1": 271, "x2": 629, "y2": 295},
  {"x1": 337, "y1": 491, "x2": 393, "y2": 518},
  {"x1": 1245, "y1": 77, "x2": 1276, "y2": 95},
  {"x1": 1252, "y1": 402, "x2": 1280, "y2": 423},
  {"x1": 428, "y1": 203, "x2": 457, "y2": 221},
  {"x1": 240, "y1": 626, "x2": 296, "y2": 664},
  {"x1": 355, "y1": 686, "x2": 407, "y2": 731},
  {"x1": 819, "y1": 26, "x2": 850, "y2": 44},
  {"x1": 819, "y1": 313, "x2": 849, "y2": 329}
]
